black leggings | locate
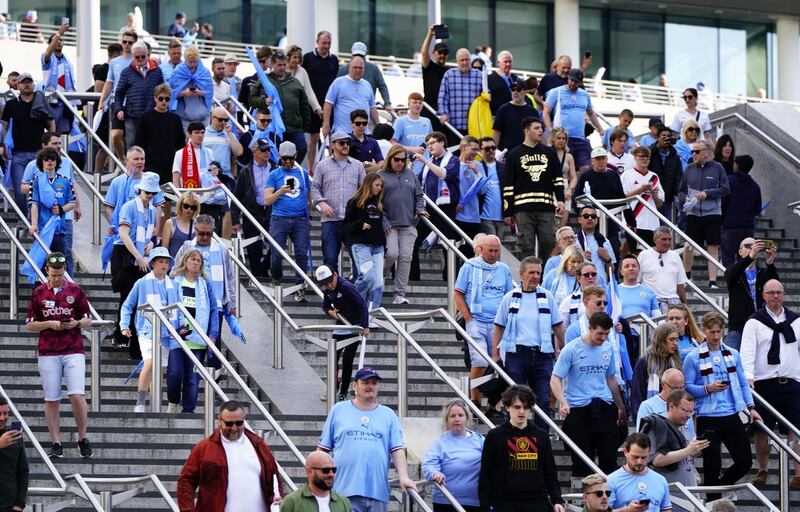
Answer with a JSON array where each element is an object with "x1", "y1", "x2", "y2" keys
[
  {"x1": 110, "y1": 245, "x2": 145, "y2": 358},
  {"x1": 335, "y1": 333, "x2": 360, "y2": 395},
  {"x1": 697, "y1": 413, "x2": 753, "y2": 501}
]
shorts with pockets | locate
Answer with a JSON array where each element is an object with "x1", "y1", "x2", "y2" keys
[
  {"x1": 38, "y1": 353, "x2": 86, "y2": 401},
  {"x1": 685, "y1": 214, "x2": 722, "y2": 246}
]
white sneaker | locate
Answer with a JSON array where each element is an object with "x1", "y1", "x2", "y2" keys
[
  {"x1": 166, "y1": 403, "x2": 179, "y2": 413},
  {"x1": 320, "y1": 390, "x2": 328, "y2": 401},
  {"x1": 134, "y1": 404, "x2": 146, "y2": 413},
  {"x1": 392, "y1": 295, "x2": 409, "y2": 305}
]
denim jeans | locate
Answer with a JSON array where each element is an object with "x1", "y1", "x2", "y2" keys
[
  {"x1": 348, "y1": 496, "x2": 388, "y2": 512},
  {"x1": 321, "y1": 220, "x2": 356, "y2": 277},
  {"x1": 725, "y1": 330, "x2": 742, "y2": 351},
  {"x1": 166, "y1": 348, "x2": 206, "y2": 412},
  {"x1": 11, "y1": 151, "x2": 37, "y2": 217},
  {"x1": 504, "y1": 346, "x2": 554, "y2": 431},
  {"x1": 64, "y1": 219, "x2": 74, "y2": 276},
  {"x1": 351, "y1": 243, "x2": 384, "y2": 309},
  {"x1": 269, "y1": 215, "x2": 310, "y2": 283}
]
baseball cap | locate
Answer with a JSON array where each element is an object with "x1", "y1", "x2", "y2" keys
[
  {"x1": 256, "y1": 138, "x2": 272, "y2": 152},
  {"x1": 354, "y1": 367, "x2": 383, "y2": 381},
  {"x1": 18, "y1": 73, "x2": 34, "y2": 83},
  {"x1": 648, "y1": 116, "x2": 663, "y2": 127},
  {"x1": 223, "y1": 53, "x2": 238, "y2": 64},
  {"x1": 697, "y1": 81, "x2": 705, "y2": 88},
  {"x1": 590, "y1": 147, "x2": 608, "y2": 159},
  {"x1": 510, "y1": 81, "x2": 524, "y2": 92},
  {"x1": 568, "y1": 68, "x2": 584, "y2": 83},
  {"x1": 351, "y1": 42, "x2": 368, "y2": 56},
  {"x1": 433, "y1": 42, "x2": 449, "y2": 54},
  {"x1": 315, "y1": 265, "x2": 335, "y2": 285},
  {"x1": 279, "y1": 141, "x2": 297, "y2": 157},
  {"x1": 329, "y1": 131, "x2": 350, "y2": 143}
]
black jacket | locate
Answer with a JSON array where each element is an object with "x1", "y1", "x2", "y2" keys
[
  {"x1": 487, "y1": 71, "x2": 521, "y2": 115},
  {"x1": 726, "y1": 254, "x2": 778, "y2": 331},
  {"x1": 231, "y1": 162, "x2": 272, "y2": 226},
  {"x1": 648, "y1": 143, "x2": 683, "y2": 202},
  {"x1": 343, "y1": 197, "x2": 386, "y2": 246},
  {"x1": 0, "y1": 427, "x2": 28, "y2": 511}
]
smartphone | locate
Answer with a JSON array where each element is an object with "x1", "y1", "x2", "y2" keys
[
  {"x1": 698, "y1": 430, "x2": 714, "y2": 441},
  {"x1": 433, "y1": 24, "x2": 449, "y2": 40},
  {"x1": 10, "y1": 421, "x2": 22, "y2": 432},
  {"x1": 61, "y1": 319, "x2": 72, "y2": 324},
  {"x1": 762, "y1": 240, "x2": 775, "y2": 251},
  {"x1": 637, "y1": 499, "x2": 651, "y2": 506},
  {"x1": 62, "y1": 17, "x2": 70, "y2": 26},
  {"x1": 584, "y1": 51, "x2": 592, "y2": 60},
  {"x1": 286, "y1": 177, "x2": 296, "y2": 189}
]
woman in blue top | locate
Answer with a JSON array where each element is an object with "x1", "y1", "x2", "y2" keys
[
  {"x1": 168, "y1": 248, "x2": 219, "y2": 413},
  {"x1": 674, "y1": 119, "x2": 700, "y2": 170},
  {"x1": 542, "y1": 244, "x2": 584, "y2": 306},
  {"x1": 422, "y1": 399, "x2": 484, "y2": 511},
  {"x1": 666, "y1": 304, "x2": 703, "y2": 362},
  {"x1": 29, "y1": 147, "x2": 75, "y2": 258}
]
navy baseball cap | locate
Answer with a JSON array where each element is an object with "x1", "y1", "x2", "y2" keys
[{"x1": 354, "y1": 367, "x2": 382, "y2": 381}]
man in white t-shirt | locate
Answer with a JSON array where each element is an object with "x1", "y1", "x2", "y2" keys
[
  {"x1": 280, "y1": 450, "x2": 352, "y2": 511},
  {"x1": 638, "y1": 226, "x2": 687, "y2": 313},
  {"x1": 621, "y1": 145, "x2": 664, "y2": 252}
]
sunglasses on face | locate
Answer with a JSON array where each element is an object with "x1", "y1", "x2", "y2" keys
[
  {"x1": 482, "y1": 146, "x2": 497, "y2": 151},
  {"x1": 122, "y1": 40, "x2": 134, "y2": 45},
  {"x1": 587, "y1": 490, "x2": 612, "y2": 498},
  {"x1": 686, "y1": 127, "x2": 699, "y2": 133},
  {"x1": 222, "y1": 420, "x2": 244, "y2": 427},
  {"x1": 581, "y1": 214, "x2": 598, "y2": 219},
  {"x1": 47, "y1": 255, "x2": 67, "y2": 263},
  {"x1": 258, "y1": 58, "x2": 268, "y2": 64},
  {"x1": 42, "y1": 156, "x2": 57, "y2": 162},
  {"x1": 581, "y1": 272, "x2": 598, "y2": 278},
  {"x1": 213, "y1": 116, "x2": 228, "y2": 122},
  {"x1": 142, "y1": 191, "x2": 156, "y2": 196},
  {"x1": 683, "y1": 95, "x2": 695, "y2": 100},
  {"x1": 182, "y1": 204, "x2": 198, "y2": 211},
  {"x1": 392, "y1": 157, "x2": 407, "y2": 163},
  {"x1": 691, "y1": 149, "x2": 703, "y2": 154},
  {"x1": 335, "y1": 140, "x2": 351, "y2": 146},
  {"x1": 280, "y1": 156, "x2": 295, "y2": 161},
  {"x1": 134, "y1": 55, "x2": 148, "y2": 60},
  {"x1": 353, "y1": 121, "x2": 368, "y2": 127},
  {"x1": 196, "y1": 231, "x2": 213, "y2": 237},
  {"x1": 156, "y1": 96, "x2": 170, "y2": 102},
  {"x1": 311, "y1": 466, "x2": 337, "y2": 474},
  {"x1": 595, "y1": 300, "x2": 608, "y2": 306},
  {"x1": 258, "y1": 118, "x2": 271, "y2": 124}
]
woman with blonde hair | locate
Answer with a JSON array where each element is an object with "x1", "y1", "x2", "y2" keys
[
  {"x1": 162, "y1": 191, "x2": 199, "y2": 257},
  {"x1": 548, "y1": 127, "x2": 577, "y2": 226},
  {"x1": 344, "y1": 172, "x2": 387, "y2": 309},
  {"x1": 542, "y1": 244, "x2": 584, "y2": 305},
  {"x1": 631, "y1": 323, "x2": 681, "y2": 416},
  {"x1": 667, "y1": 303, "x2": 704, "y2": 361},
  {"x1": 675, "y1": 119, "x2": 701, "y2": 169},
  {"x1": 422, "y1": 399, "x2": 484, "y2": 511},
  {"x1": 544, "y1": 226, "x2": 577, "y2": 275},
  {"x1": 169, "y1": 45, "x2": 214, "y2": 129}
]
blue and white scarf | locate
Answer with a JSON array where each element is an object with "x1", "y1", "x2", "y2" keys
[
  {"x1": 139, "y1": 272, "x2": 179, "y2": 346},
  {"x1": 175, "y1": 274, "x2": 212, "y2": 349},
  {"x1": 566, "y1": 289, "x2": 583, "y2": 325},
  {"x1": 42, "y1": 53, "x2": 76, "y2": 93},
  {"x1": 190, "y1": 239, "x2": 226, "y2": 307},
  {"x1": 464, "y1": 257, "x2": 505, "y2": 313},
  {"x1": 131, "y1": 196, "x2": 156, "y2": 261},
  {"x1": 498, "y1": 286, "x2": 553, "y2": 357}
]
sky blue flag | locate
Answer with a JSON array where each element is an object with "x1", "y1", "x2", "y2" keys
[
  {"x1": 21, "y1": 216, "x2": 63, "y2": 284},
  {"x1": 245, "y1": 45, "x2": 285, "y2": 139},
  {"x1": 124, "y1": 360, "x2": 144, "y2": 384},
  {"x1": 224, "y1": 309, "x2": 246, "y2": 343}
]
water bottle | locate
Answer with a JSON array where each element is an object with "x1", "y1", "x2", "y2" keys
[
  {"x1": 584, "y1": 182, "x2": 592, "y2": 197},
  {"x1": 683, "y1": 196, "x2": 698, "y2": 213}
]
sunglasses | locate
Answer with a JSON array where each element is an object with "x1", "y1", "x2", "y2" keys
[
  {"x1": 335, "y1": 140, "x2": 351, "y2": 146},
  {"x1": 42, "y1": 156, "x2": 57, "y2": 162},
  {"x1": 595, "y1": 300, "x2": 608, "y2": 306},
  {"x1": 182, "y1": 204, "x2": 198, "y2": 211},
  {"x1": 482, "y1": 146, "x2": 497, "y2": 151},
  {"x1": 134, "y1": 55, "x2": 148, "y2": 60},
  {"x1": 47, "y1": 255, "x2": 67, "y2": 263},
  {"x1": 156, "y1": 96, "x2": 170, "y2": 102},
  {"x1": 691, "y1": 149, "x2": 702, "y2": 154},
  {"x1": 686, "y1": 127, "x2": 700, "y2": 133},
  {"x1": 122, "y1": 40, "x2": 134, "y2": 45},
  {"x1": 197, "y1": 231, "x2": 213, "y2": 237},
  {"x1": 353, "y1": 121, "x2": 368, "y2": 127},
  {"x1": 258, "y1": 118, "x2": 272, "y2": 124},
  {"x1": 658, "y1": 253, "x2": 664, "y2": 267},
  {"x1": 280, "y1": 156, "x2": 295, "y2": 161},
  {"x1": 392, "y1": 157, "x2": 407, "y2": 163},
  {"x1": 258, "y1": 58, "x2": 268, "y2": 64},
  {"x1": 581, "y1": 214, "x2": 598, "y2": 219},
  {"x1": 741, "y1": 243, "x2": 753, "y2": 249},
  {"x1": 581, "y1": 272, "x2": 598, "y2": 278},
  {"x1": 222, "y1": 420, "x2": 244, "y2": 427},
  {"x1": 587, "y1": 490, "x2": 612, "y2": 498},
  {"x1": 682, "y1": 95, "x2": 695, "y2": 100},
  {"x1": 311, "y1": 466, "x2": 337, "y2": 474},
  {"x1": 142, "y1": 191, "x2": 157, "y2": 196},
  {"x1": 213, "y1": 116, "x2": 228, "y2": 123}
]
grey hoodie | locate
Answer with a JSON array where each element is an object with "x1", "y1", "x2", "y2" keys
[
  {"x1": 679, "y1": 160, "x2": 729, "y2": 216},
  {"x1": 377, "y1": 167, "x2": 425, "y2": 227}
]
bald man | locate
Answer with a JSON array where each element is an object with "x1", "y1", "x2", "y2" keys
[
  {"x1": 280, "y1": 451, "x2": 352, "y2": 512},
  {"x1": 635, "y1": 368, "x2": 695, "y2": 442}
]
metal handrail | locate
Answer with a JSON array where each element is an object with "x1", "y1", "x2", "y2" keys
[
  {"x1": 711, "y1": 111, "x2": 800, "y2": 167},
  {"x1": 212, "y1": 97, "x2": 248, "y2": 133},
  {"x1": 574, "y1": 194, "x2": 727, "y2": 318},
  {"x1": 422, "y1": 101, "x2": 464, "y2": 141},
  {"x1": 682, "y1": 482, "x2": 780, "y2": 512},
  {"x1": 751, "y1": 389, "x2": 800, "y2": 439},
  {"x1": 141, "y1": 299, "x2": 302, "y2": 491},
  {"x1": 411, "y1": 480, "x2": 468, "y2": 512},
  {"x1": 227, "y1": 95, "x2": 259, "y2": 126},
  {"x1": 64, "y1": 474, "x2": 179, "y2": 512}
]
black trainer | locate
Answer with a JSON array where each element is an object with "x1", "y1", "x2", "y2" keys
[
  {"x1": 78, "y1": 438, "x2": 93, "y2": 458},
  {"x1": 49, "y1": 442, "x2": 64, "y2": 458}
]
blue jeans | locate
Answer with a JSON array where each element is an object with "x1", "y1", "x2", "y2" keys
[
  {"x1": 11, "y1": 151, "x2": 36, "y2": 217},
  {"x1": 351, "y1": 243, "x2": 384, "y2": 309},
  {"x1": 269, "y1": 216, "x2": 310, "y2": 283},
  {"x1": 504, "y1": 346, "x2": 554, "y2": 431},
  {"x1": 64, "y1": 219, "x2": 74, "y2": 277},
  {"x1": 282, "y1": 132, "x2": 308, "y2": 164},
  {"x1": 348, "y1": 496, "x2": 388, "y2": 512},
  {"x1": 567, "y1": 137, "x2": 591, "y2": 170},
  {"x1": 321, "y1": 221, "x2": 357, "y2": 277},
  {"x1": 166, "y1": 348, "x2": 206, "y2": 412},
  {"x1": 725, "y1": 330, "x2": 742, "y2": 351}
]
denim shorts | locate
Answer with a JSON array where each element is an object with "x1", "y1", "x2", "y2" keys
[
  {"x1": 38, "y1": 353, "x2": 86, "y2": 401},
  {"x1": 465, "y1": 320, "x2": 493, "y2": 368}
]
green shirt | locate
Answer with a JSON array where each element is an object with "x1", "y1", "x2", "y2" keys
[{"x1": 280, "y1": 485, "x2": 352, "y2": 512}]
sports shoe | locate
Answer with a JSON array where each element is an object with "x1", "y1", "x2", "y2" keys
[
  {"x1": 709, "y1": 281, "x2": 719, "y2": 289},
  {"x1": 392, "y1": 295, "x2": 409, "y2": 305},
  {"x1": 751, "y1": 469, "x2": 768, "y2": 486},
  {"x1": 320, "y1": 390, "x2": 328, "y2": 401},
  {"x1": 78, "y1": 438, "x2": 93, "y2": 458},
  {"x1": 134, "y1": 404, "x2": 146, "y2": 413},
  {"x1": 166, "y1": 403, "x2": 179, "y2": 413},
  {"x1": 294, "y1": 288, "x2": 306, "y2": 302},
  {"x1": 337, "y1": 392, "x2": 348, "y2": 402},
  {"x1": 49, "y1": 442, "x2": 64, "y2": 458}
]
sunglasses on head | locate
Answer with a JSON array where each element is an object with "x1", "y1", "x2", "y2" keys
[
  {"x1": 311, "y1": 466, "x2": 337, "y2": 474},
  {"x1": 587, "y1": 490, "x2": 612, "y2": 498},
  {"x1": 353, "y1": 121, "x2": 368, "y2": 127},
  {"x1": 47, "y1": 255, "x2": 67, "y2": 264},
  {"x1": 222, "y1": 420, "x2": 244, "y2": 427},
  {"x1": 182, "y1": 204, "x2": 198, "y2": 211},
  {"x1": 156, "y1": 96, "x2": 170, "y2": 102},
  {"x1": 581, "y1": 213, "x2": 598, "y2": 219}
]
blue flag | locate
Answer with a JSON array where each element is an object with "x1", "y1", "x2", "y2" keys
[
  {"x1": 245, "y1": 45, "x2": 285, "y2": 139},
  {"x1": 21, "y1": 216, "x2": 63, "y2": 284}
]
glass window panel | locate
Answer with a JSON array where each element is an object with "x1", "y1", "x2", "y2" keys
[
  {"x1": 665, "y1": 21, "x2": 719, "y2": 92},
  {"x1": 250, "y1": 0, "x2": 287, "y2": 47},
  {"x1": 158, "y1": 0, "x2": 243, "y2": 45},
  {"x1": 100, "y1": 1, "x2": 154, "y2": 39},
  {"x1": 609, "y1": 11, "x2": 663, "y2": 85},
  {"x1": 442, "y1": 0, "x2": 490, "y2": 59},
  {"x1": 9, "y1": 1, "x2": 71, "y2": 28},
  {"x1": 579, "y1": 8, "x2": 604, "y2": 77},
  {"x1": 339, "y1": 0, "x2": 371, "y2": 53},
  {"x1": 495, "y1": 1, "x2": 548, "y2": 72},
  {"x1": 719, "y1": 27, "x2": 747, "y2": 97},
  {"x1": 374, "y1": 0, "x2": 428, "y2": 60}
]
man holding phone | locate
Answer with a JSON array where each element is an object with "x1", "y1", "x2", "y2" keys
[
  {"x1": 0, "y1": 396, "x2": 28, "y2": 512},
  {"x1": 25, "y1": 253, "x2": 93, "y2": 459},
  {"x1": 607, "y1": 433, "x2": 671, "y2": 512}
]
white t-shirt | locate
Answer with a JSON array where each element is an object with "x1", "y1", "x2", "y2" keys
[
  {"x1": 670, "y1": 109, "x2": 712, "y2": 134},
  {"x1": 214, "y1": 79, "x2": 232, "y2": 102},
  {"x1": 638, "y1": 248, "x2": 687, "y2": 300},
  {"x1": 172, "y1": 144, "x2": 215, "y2": 181},
  {"x1": 620, "y1": 168, "x2": 665, "y2": 231},
  {"x1": 314, "y1": 494, "x2": 332, "y2": 512},
  {"x1": 607, "y1": 152, "x2": 636, "y2": 174},
  {"x1": 221, "y1": 434, "x2": 268, "y2": 512}
]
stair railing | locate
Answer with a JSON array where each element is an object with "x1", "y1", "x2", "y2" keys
[
  {"x1": 212, "y1": 97, "x2": 249, "y2": 133},
  {"x1": 575, "y1": 194, "x2": 727, "y2": 318},
  {"x1": 711, "y1": 111, "x2": 800, "y2": 168},
  {"x1": 621, "y1": 312, "x2": 664, "y2": 359},
  {"x1": 419, "y1": 215, "x2": 469, "y2": 318},
  {"x1": 400, "y1": 479, "x2": 467, "y2": 512},
  {"x1": 141, "y1": 299, "x2": 303, "y2": 491},
  {"x1": 57, "y1": 146, "x2": 112, "y2": 246},
  {"x1": 422, "y1": 102, "x2": 464, "y2": 143}
]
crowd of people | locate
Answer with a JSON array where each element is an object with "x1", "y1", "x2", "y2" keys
[{"x1": 0, "y1": 18, "x2": 797, "y2": 512}]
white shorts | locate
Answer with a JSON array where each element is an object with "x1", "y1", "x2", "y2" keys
[
  {"x1": 38, "y1": 353, "x2": 86, "y2": 401},
  {"x1": 139, "y1": 338, "x2": 169, "y2": 366}
]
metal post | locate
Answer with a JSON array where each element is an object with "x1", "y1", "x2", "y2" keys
[
  {"x1": 233, "y1": 236, "x2": 242, "y2": 316},
  {"x1": 204, "y1": 372, "x2": 215, "y2": 437},
  {"x1": 460, "y1": 376, "x2": 470, "y2": 397},
  {"x1": 85, "y1": 103, "x2": 95, "y2": 175},
  {"x1": 100, "y1": 490, "x2": 113, "y2": 511},
  {"x1": 446, "y1": 243, "x2": 456, "y2": 319},
  {"x1": 397, "y1": 322, "x2": 408, "y2": 417},
  {"x1": 90, "y1": 330, "x2": 101, "y2": 412},
  {"x1": 402, "y1": 493, "x2": 412, "y2": 512},
  {"x1": 9, "y1": 240, "x2": 17, "y2": 319},
  {"x1": 92, "y1": 171, "x2": 101, "y2": 245},
  {"x1": 31, "y1": 504, "x2": 44, "y2": 512},
  {"x1": 599, "y1": 211, "x2": 609, "y2": 238},
  {"x1": 151, "y1": 313, "x2": 162, "y2": 412},
  {"x1": 273, "y1": 283, "x2": 284, "y2": 369},
  {"x1": 779, "y1": 445, "x2": 790, "y2": 512},
  {"x1": 327, "y1": 337, "x2": 337, "y2": 411}
]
